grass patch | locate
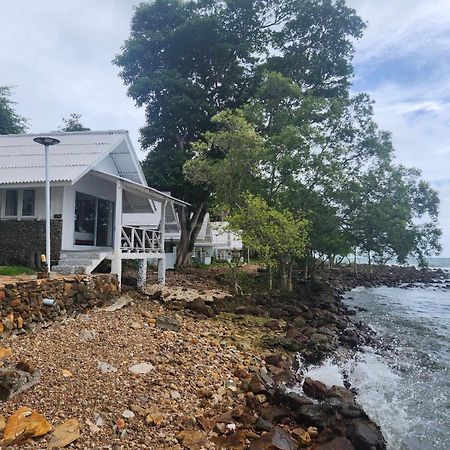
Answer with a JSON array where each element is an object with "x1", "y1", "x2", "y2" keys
[{"x1": 0, "y1": 266, "x2": 36, "y2": 276}]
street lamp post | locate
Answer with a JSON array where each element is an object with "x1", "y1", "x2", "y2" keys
[{"x1": 33, "y1": 136, "x2": 60, "y2": 276}]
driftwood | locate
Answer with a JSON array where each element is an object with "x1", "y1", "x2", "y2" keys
[{"x1": 0, "y1": 366, "x2": 40, "y2": 401}]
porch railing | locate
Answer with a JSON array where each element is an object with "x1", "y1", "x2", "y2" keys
[{"x1": 121, "y1": 226, "x2": 163, "y2": 254}]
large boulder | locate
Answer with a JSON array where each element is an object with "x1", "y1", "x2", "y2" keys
[{"x1": 249, "y1": 427, "x2": 298, "y2": 450}]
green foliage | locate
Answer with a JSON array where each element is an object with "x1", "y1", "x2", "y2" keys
[
  {"x1": 0, "y1": 86, "x2": 27, "y2": 135},
  {"x1": 228, "y1": 194, "x2": 309, "y2": 289},
  {"x1": 0, "y1": 266, "x2": 35, "y2": 276},
  {"x1": 59, "y1": 113, "x2": 91, "y2": 132}
]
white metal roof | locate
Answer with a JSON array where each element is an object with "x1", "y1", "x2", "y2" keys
[{"x1": 0, "y1": 130, "x2": 145, "y2": 185}]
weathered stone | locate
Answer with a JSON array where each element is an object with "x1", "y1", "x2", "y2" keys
[
  {"x1": 176, "y1": 430, "x2": 208, "y2": 450},
  {"x1": 0, "y1": 367, "x2": 40, "y2": 401},
  {"x1": 303, "y1": 377, "x2": 328, "y2": 400},
  {"x1": 259, "y1": 406, "x2": 291, "y2": 423},
  {"x1": 1, "y1": 407, "x2": 52, "y2": 446},
  {"x1": 291, "y1": 427, "x2": 311, "y2": 446},
  {"x1": 129, "y1": 362, "x2": 155, "y2": 375},
  {"x1": 156, "y1": 315, "x2": 180, "y2": 332},
  {"x1": 295, "y1": 404, "x2": 327, "y2": 429},
  {"x1": 79, "y1": 330, "x2": 97, "y2": 341},
  {"x1": 48, "y1": 418, "x2": 80, "y2": 449},
  {"x1": 249, "y1": 426, "x2": 298, "y2": 450},
  {"x1": 327, "y1": 385, "x2": 355, "y2": 404},
  {"x1": 313, "y1": 437, "x2": 354, "y2": 450},
  {"x1": 97, "y1": 361, "x2": 117, "y2": 373},
  {"x1": 197, "y1": 416, "x2": 215, "y2": 432},
  {"x1": 248, "y1": 374, "x2": 267, "y2": 394}
]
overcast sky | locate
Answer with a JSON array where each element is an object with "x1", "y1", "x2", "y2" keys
[{"x1": 1, "y1": 0, "x2": 449, "y2": 256}]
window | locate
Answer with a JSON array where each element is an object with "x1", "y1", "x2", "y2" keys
[
  {"x1": 5, "y1": 190, "x2": 18, "y2": 216},
  {"x1": 22, "y1": 190, "x2": 36, "y2": 216}
]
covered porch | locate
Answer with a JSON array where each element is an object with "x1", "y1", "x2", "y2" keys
[{"x1": 56, "y1": 170, "x2": 188, "y2": 286}]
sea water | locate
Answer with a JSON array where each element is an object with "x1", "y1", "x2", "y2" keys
[{"x1": 299, "y1": 268, "x2": 450, "y2": 450}]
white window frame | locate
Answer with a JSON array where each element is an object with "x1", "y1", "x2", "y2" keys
[{"x1": 1, "y1": 188, "x2": 37, "y2": 219}]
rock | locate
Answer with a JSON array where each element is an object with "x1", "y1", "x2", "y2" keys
[
  {"x1": 264, "y1": 319, "x2": 282, "y2": 330},
  {"x1": 248, "y1": 374, "x2": 267, "y2": 394},
  {"x1": 307, "y1": 427, "x2": 318, "y2": 438},
  {"x1": 0, "y1": 367, "x2": 40, "y2": 401},
  {"x1": 350, "y1": 420, "x2": 385, "y2": 450},
  {"x1": 291, "y1": 427, "x2": 311, "y2": 446},
  {"x1": 129, "y1": 404, "x2": 147, "y2": 416},
  {"x1": 295, "y1": 404, "x2": 327, "y2": 429},
  {"x1": 97, "y1": 361, "x2": 117, "y2": 373},
  {"x1": 186, "y1": 298, "x2": 214, "y2": 317},
  {"x1": 115, "y1": 418, "x2": 126, "y2": 430},
  {"x1": 303, "y1": 377, "x2": 328, "y2": 400},
  {"x1": 130, "y1": 322, "x2": 142, "y2": 330},
  {"x1": 129, "y1": 362, "x2": 155, "y2": 375},
  {"x1": 0, "y1": 415, "x2": 5, "y2": 432},
  {"x1": 48, "y1": 419, "x2": 81, "y2": 449},
  {"x1": 281, "y1": 392, "x2": 313, "y2": 409},
  {"x1": 265, "y1": 354, "x2": 284, "y2": 367},
  {"x1": 79, "y1": 330, "x2": 97, "y2": 341},
  {"x1": 62, "y1": 369, "x2": 73, "y2": 378},
  {"x1": 145, "y1": 413, "x2": 165, "y2": 426},
  {"x1": 1, "y1": 407, "x2": 52, "y2": 446},
  {"x1": 197, "y1": 416, "x2": 215, "y2": 432},
  {"x1": 176, "y1": 430, "x2": 208, "y2": 450},
  {"x1": 259, "y1": 406, "x2": 291, "y2": 423},
  {"x1": 327, "y1": 385, "x2": 355, "y2": 404},
  {"x1": 171, "y1": 390, "x2": 182, "y2": 400},
  {"x1": 249, "y1": 426, "x2": 298, "y2": 450},
  {"x1": 156, "y1": 315, "x2": 180, "y2": 332},
  {"x1": 0, "y1": 348, "x2": 12, "y2": 359},
  {"x1": 122, "y1": 410, "x2": 135, "y2": 419},
  {"x1": 15, "y1": 361, "x2": 36, "y2": 373},
  {"x1": 255, "y1": 417, "x2": 273, "y2": 432},
  {"x1": 313, "y1": 437, "x2": 355, "y2": 450},
  {"x1": 213, "y1": 430, "x2": 247, "y2": 448},
  {"x1": 103, "y1": 296, "x2": 132, "y2": 312}
]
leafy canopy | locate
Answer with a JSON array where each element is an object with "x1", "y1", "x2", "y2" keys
[{"x1": 0, "y1": 86, "x2": 27, "y2": 135}]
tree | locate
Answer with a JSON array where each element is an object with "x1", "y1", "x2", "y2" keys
[
  {"x1": 228, "y1": 194, "x2": 309, "y2": 290},
  {"x1": 0, "y1": 86, "x2": 27, "y2": 134},
  {"x1": 59, "y1": 113, "x2": 91, "y2": 132},
  {"x1": 115, "y1": 0, "x2": 365, "y2": 267}
]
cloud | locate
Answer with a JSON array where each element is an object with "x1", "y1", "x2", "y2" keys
[{"x1": 349, "y1": 0, "x2": 450, "y2": 256}]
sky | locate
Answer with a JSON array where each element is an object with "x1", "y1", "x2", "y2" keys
[{"x1": 1, "y1": 0, "x2": 449, "y2": 256}]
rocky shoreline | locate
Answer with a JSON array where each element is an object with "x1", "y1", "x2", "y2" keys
[{"x1": 0, "y1": 265, "x2": 446, "y2": 448}]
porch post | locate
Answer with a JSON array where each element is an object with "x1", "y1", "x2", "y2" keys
[
  {"x1": 111, "y1": 180, "x2": 123, "y2": 285},
  {"x1": 157, "y1": 200, "x2": 167, "y2": 284},
  {"x1": 137, "y1": 258, "x2": 147, "y2": 289}
]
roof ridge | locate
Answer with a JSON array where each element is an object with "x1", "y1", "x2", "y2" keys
[{"x1": 0, "y1": 129, "x2": 129, "y2": 138}]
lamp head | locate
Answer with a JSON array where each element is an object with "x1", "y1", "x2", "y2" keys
[{"x1": 33, "y1": 136, "x2": 60, "y2": 146}]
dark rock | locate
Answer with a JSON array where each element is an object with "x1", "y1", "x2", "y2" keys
[
  {"x1": 255, "y1": 417, "x2": 274, "y2": 432},
  {"x1": 295, "y1": 404, "x2": 327, "y2": 429},
  {"x1": 249, "y1": 426, "x2": 298, "y2": 450},
  {"x1": 156, "y1": 315, "x2": 180, "y2": 332},
  {"x1": 313, "y1": 437, "x2": 355, "y2": 450},
  {"x1": 303, "y1": 377, "x2": 328, "y2": 400},
  {"x1": 248, "y1": 375, "x2": 267, "y2": 394},
  {"x1": 0, "y1": 367, "x2": 40, "y2": 401},
  {"x1": 265, "y1": 319, "x2": 282, "y2": 330},
  {"x1": 349, "y1": 419, "x2": 385, "y2": 450},
  {"x1": 265, "y1": 354, "x2": 284, "y2": 367},
  {"x1": 327, "y1": 385, "x2": 355, "y2": 404},
  {"x1": 259, "y1": 405, "x2": 291, "y2": 423},
  {"x1": 186, "y1": 298, "x2": 214, "y2": 317},
  {"x1": 280, "y1": 392, "x2": 313, "y2": 410}
]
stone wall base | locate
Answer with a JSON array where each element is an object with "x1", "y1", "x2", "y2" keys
[{"x1": 0, "y1": 274, "x2": 119, "y2": 334}]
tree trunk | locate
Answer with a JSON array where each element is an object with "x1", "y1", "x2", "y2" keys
[{"x1": 175, "y1": 202, "x2": 207, "y2": 269}]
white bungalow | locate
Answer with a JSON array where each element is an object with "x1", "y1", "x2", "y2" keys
[
  {"x1": 0, "y1": 130, "x2": 188, "y2": 285},
  {"x1": 193, "y1": 214, "x2": 243, "y2": 264}
]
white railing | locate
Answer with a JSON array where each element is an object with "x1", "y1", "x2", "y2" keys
[{"x1": 121, "y1": 226, "x2": 163, "y2": 254}]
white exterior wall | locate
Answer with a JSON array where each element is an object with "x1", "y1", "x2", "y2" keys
[{"x1": 0, "y1": 186, "x2": 64, "y2": 221}]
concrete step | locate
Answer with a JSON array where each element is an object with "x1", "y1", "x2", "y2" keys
[
  {"x1": 53, "y1": 265, "x2": 87, "y2": 275},
  {"x1": 60, "y1": 253, "x2": 103, "y2": 261}
]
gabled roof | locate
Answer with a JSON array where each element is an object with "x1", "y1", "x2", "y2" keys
[{"x1": 0, "y1": 130, "x2": 146, "y2": 186}]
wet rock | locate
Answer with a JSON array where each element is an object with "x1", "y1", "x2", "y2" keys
[
  {"x1": 0, "y1": 367, "x2": 40, "y2": 401},
  {"x1": 349, "y1": 420, "x2": 385, "y2": 450},
  {"x1": 295, "y1": 404, "x2": 327, "y2": 429},
  {"x1": 280, "y1": 392, "x2": 313, "y2": 410},
  {"x1": 249, "y1": 426, "x2": 298, "y2": 450},
  {"x1": 327, "y1": 385, "x2": 355, "y2": 404},
  {"x1": 156, "y1": 315, "x2": 180, "y2": 332},
  {"x1": 303, "y1": 377, "x2": 328, "y2": 400},
  {"x1": 313, "y1": 437, "x2": 355, "y2": 450}
]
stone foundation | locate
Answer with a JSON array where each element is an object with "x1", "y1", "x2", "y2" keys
[
  {"x1": 0, "y1": 219, "x2": 62, "y2": 267},
  {"x1": 0, "y1": 274, "x2": 119, "y2": 333}
]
